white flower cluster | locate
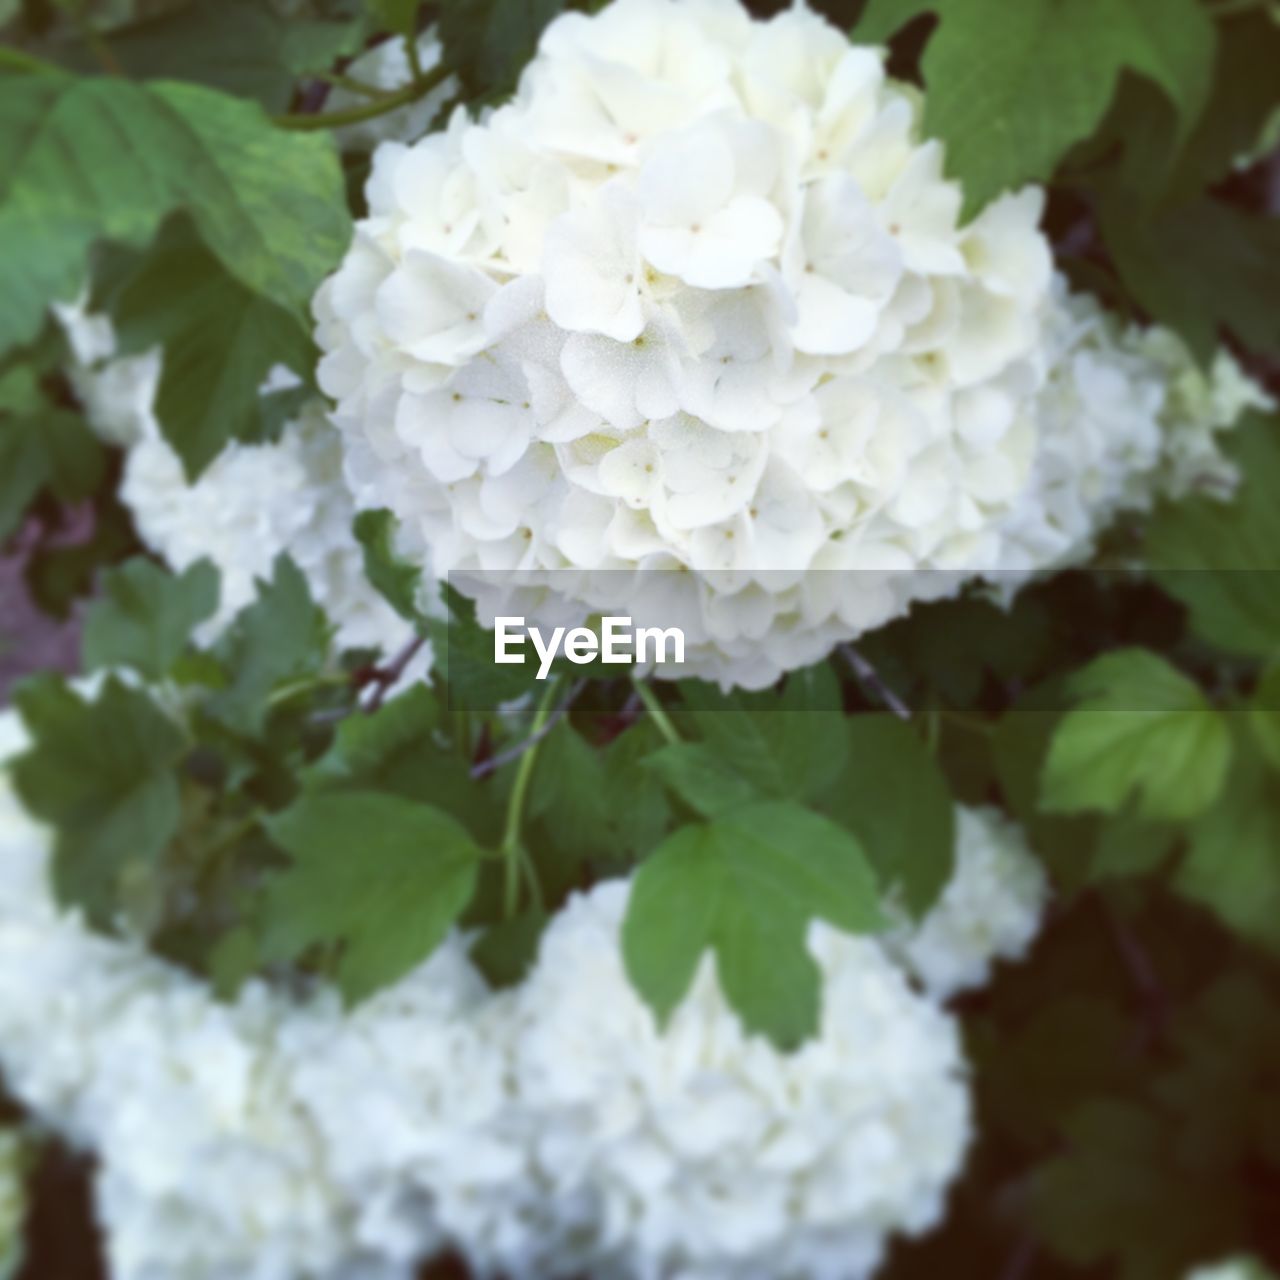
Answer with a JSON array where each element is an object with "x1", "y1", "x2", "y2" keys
[
  {"x1": 315, "y1": 0, "x2": 1059, "y2": 689},
  {"x1": 888, "y1": 805, "x2": 1047, "y2": 1001},
  {"x1": 484, "y1": 880, "x2": 970, "y2": 1280},
  {"x1": 1187, "y1": 1261, "x2": 1277, "y2": 1280},
  {"x1": 0, "y1": 699, "x2": 1049, "y2": 1280},
  {"x1": 328, "y1": 30, "x2": 458, "y2": 152},
  {"x1": 56, "y1": 305, "x2": 430, "y2": 666},
  {"x1": 314, "y1": 0, "x2": 1269, "y2": 690},
  {"x1": 995, "y1": 279, "x2": 1272, "y2": 578}
]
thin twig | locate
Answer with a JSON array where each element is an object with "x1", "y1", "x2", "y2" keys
[
  {"x1": 501, "y1": 679, "x2": 562, "y2": 916},
  {"x1": 362, "y1": 634, "x2": 428, "y2": 711},
  {"x1": 403, "y1": 30, "x2": 425, "y2": 84},
  {"x1": 839, "y1": 644, "x2": 912, "y2": 720},
  {"x1": 1102, "y1": 898, "x2": 1170, "y2": 1049},
  {"x1": 313, "y1": 70, "x2": 387, "y2": 100},
  {"x1": 273, "y1": 62, "x2": 452, "y2": 130},
  {"x1": 999, "y1": 1234, "x2": 1038, "y2": 1280},
  {"x1": 66, "y1": 10, "x2": 124, "y2": 75},
  {"x1": 632, "y1": 676, "x2": 682, "y2": 745},
  {"x1": 471, "y1": 679, "x2": 587, "y2": 779}
]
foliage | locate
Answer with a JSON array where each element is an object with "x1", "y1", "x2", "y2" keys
[{"x1": 0, "y1": 0, "x2": 1277, "y2": 1274}]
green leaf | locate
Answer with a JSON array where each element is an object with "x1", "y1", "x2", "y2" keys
[
  {"x1": 1177, "y1": 726, "x2": 1280, "y2": 954},
  {"x1": 822, "y1": 715, "x2": 955, "y2": 916},
  {"x1": 992, "y1": 681, "x2": 1098, "y2": 891},
  {"x1": 0, "y1": 410, "x2": 105, "y2": 538},
  {"x1": 24, "y1": 489, "x2": 140, "y2": 619},
  {"x1": 263, "y1": 789, "x2": 482, "y2": 1003},
  {"x1": 527, "y1": 719, "x2": 611, "y2": 866},
  {"x1": 0, "y1": 74, "x2": 349, "y2": 356},
  {"x1": 208, "y1": 555, "x2": 331, "y2": 736},
  {"x1": 11, "y1": 675, "x2": 185, "y2": 925},
  {"x1": 46, "y1": 0, "x2": 366, "y2": 110},
  {"x1": 680, "y1": 668, "x2": 849, "y2": 802},
  {"x1": 1146, "y1": 416, "x2": 1280, "y2": 657},
  {"x1": 600, "y1": 719, "x2": 672, "y2": 860},
  {"x1": 82, "y1": 557, "x2": 219, "y2": 680},
  {"x1": 1042, "y1": 649, "x2": 1231, "y2": 822},
  {"x1": 302, "y1": 684, "x2": 501, "y2": 841},
  {"x1": 0, "y1": 371, "x2": 105, "y2": 541},
  {"x1": 1178, "y1": 7, "x2": 1280, "y2": 186},
  {"x1": 354, "y1": 508, "x2": 427, "y2": 626},
  {"x1": 438, "y1": 0, "x2": 565, "y2": 96},
  {"x1": 1249, "y1": 663, "x2": 1280, "y2": 771},
  {"x1": 1089, "y1": 814, "x2": 1177, "y2": 883},
  {"x1": 368, "y1": 0, "x2": 418, "y2": 38},
  {"x1": 641, "y1": 742, "x2": 759, "y2": 819},
  {"x1": 470, "y1": 909, "x2": 545, "y2": 988},
  {"x1": 857, "y1": 0, "x2": 1215, "y2": 215},
  {"x1": 1034, "y1": 1099, "x2": 1244, "y2": 1278},
  {"x1": 429, "y1": 584, "x2": 538, "y2": 707},
  {"x1": 104, "y1": 219, "x2": 314, "y2": 477},
  {"x1": 1104, "y1": 197, "x2": 1280, "y2": 362},
  {"x1": 622, "y1": 801, "x2": 882, "y2": 1048},
  {"x1": 208, "y1": 925, "x2": 259, "y2": 1001}
]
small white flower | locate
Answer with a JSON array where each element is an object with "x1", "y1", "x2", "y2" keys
[{"x1": 889, "y1": 806, "x2": 1048, "y2": 1001}]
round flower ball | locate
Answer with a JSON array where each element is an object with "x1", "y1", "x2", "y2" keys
[
  {"x1": 469, "y1": 877, "x2": 971, "y2": 1280},
  {"x1": 888, "y1": 805, "x2": 1047, "y2": 1001},
  {"x1": 993, "y1": 278, "x2": 1271, "y2": 578},
  {"x1": 0, "y1": 702, "x2": 502, "y2": 1280},
  {"x1": 316, "y1": 0, "x2": 1055, "y2": 688}
]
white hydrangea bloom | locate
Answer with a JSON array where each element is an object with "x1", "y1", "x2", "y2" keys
[
  {"x1": 1186, "y1": 1261, "x2": 1276, "y2": 1280},
  {"x1": 475, "y1": 878, "x2": 971, "y2": 1280},
  {"x1": 315, "y1": 0, "x2": 1059, "y2": 689},
  {"x1": 889, "y1": 805, "x2": 1047, "y2": 1001},
  {"x1": 995, "y1": 279, "x2": 1273, "y2": 577},
  {"x1": 55, "y1": 303, "x2": 428, "y2": 666},
  {"x1": 0, "y1": 1130, "x2": 25, "y2": 1280},
  {"x1": 315, "y1": 0, "x2": 1273, "y2": 691},
  {"x1": 329, "y1": 30, "x2": 458, "y2": 152},
  {"x1": 0, "y1": 697, "x2": 1062, "y2": 1280},
  {"x1": 0, "y1": 706, "x2": 498, "y2": 1280}
]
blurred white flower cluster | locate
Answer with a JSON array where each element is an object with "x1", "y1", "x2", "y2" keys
[
  {"x1": 1186, "y1": 1261, "x2": 1277, "y2": 1280},
  {"x1": 888, "y1": 804, "x2": 1046, "y2": 1000},
  {"x1": 313, "y1": 0, "x2": 1267, "y2": 690},
  {"x1": 0, "y1": 700, "x2": 1045, "y2": 1280},
  {"x1": 997, "y1": 280, "x2": 1272, "y2": 577},
  {"x1": 56, "y1": 304, "x2": 428, "y2": 666}
]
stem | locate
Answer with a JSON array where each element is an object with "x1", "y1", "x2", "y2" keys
[
  {"x1": 632, "y1": 677, "x2": 681, "y2": 745},
  {"x1": 404, "y1": 31, "x2": 425, "y2": 84},
  {"x1": 471, "y1": 679, "x2": 586, "y2": 779},
  {"x1": 199, "y1": 808, "x2": 263, "y2": 870},
  {"x1": 66, "y1": 10, "x2": 124, "y2": 76},
  {"x1": 267, "y1": 672, "x2": 350, "y2": 708},
  {"x1": 274, "y1": 62, "x2": 451, "y2": 131},
  {"x1": 315, "y1": 71, "x2": 387, "y2": 100},
  {"x1": 840, "y1": 644, "x2": 911, "y2": 720},
  {"x1": 362, "y1": 633, "x2": 428, "y2": 711},
  {"x1": 0, "y1": 45, "x2": 65, "y2": 76},
  {"x1": 500, "y1": 678, "x2": 560, "y2": 917}
]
